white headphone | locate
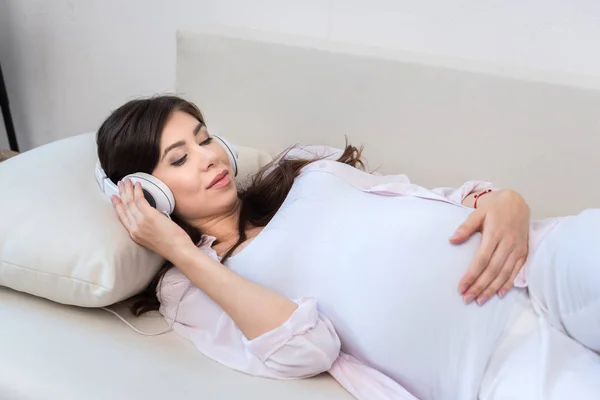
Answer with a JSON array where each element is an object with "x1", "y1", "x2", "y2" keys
[{"x1": 95, "y1": 134, "x2": 239, "y2": 216}]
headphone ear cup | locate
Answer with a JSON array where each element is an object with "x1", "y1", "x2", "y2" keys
[
  {"x1": 212, "y1": 135, "x2": 239, "y2": 177},
  {"x1": 122, "y1": 172, "x2": 175, "y2": 215}
]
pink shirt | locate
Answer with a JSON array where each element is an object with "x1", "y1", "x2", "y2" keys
[{"x1": 157, "y1": 146, "x2": 563, "y2": 400}]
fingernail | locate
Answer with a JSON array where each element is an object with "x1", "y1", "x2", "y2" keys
[
  {"x1": 477, "y1": 295, "x2": 489, "y2": 305},
  {"x1": 498, "y1": 289, "x2": 507, "y2": 298},
  {"x1": 464, "y1": 294, "x2": 475, "y2": 304}
]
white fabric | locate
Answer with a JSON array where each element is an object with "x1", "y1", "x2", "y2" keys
[
  {"x1": 480, "y1": 284, "x2": 600, "y2": 399},
  {"x1": 0, "y1": 131, "x2": 273, "y2": 307},
  {"x1": 224, "y1": 169, "x2": 521, "y2": 399},
  {"x1": 0, "y1": 286, "x2": 354, "y2": 400},
  {"x1": 477, "y1": 209, "x2": 600, "y2": 399},
  {"x1": 527, "y1": 208, "x2": 600, "y2": 352},
  {"x1": 159, "y1": 267, "x2": 342, "y2": 380},
  {"x1": 156, "y1": 155, "x2": 566, "y2": 400}
]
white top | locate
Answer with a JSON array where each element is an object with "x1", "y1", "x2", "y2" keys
[{"x1": 157, "y1": 146, "x2": 563, "y2": 400}]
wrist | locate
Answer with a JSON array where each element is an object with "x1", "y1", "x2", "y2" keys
[
  {"x1": 167, "y1": 241, "x2": 201, "y2": 266},
  {"x1": 462, "y1": 188, "x2": 494, "y2": 208},
  {"x1": 475, "y1": 189, "x2": 529, "y2": 211},
  {"x1": 473, "y1": 189, "x2": 493, "y2": 209}
]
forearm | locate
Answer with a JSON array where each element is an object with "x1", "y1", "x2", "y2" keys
[{"x1": 171, "y1": 245, "x2": 298, "y2": 341}]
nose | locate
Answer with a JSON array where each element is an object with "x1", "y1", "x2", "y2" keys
[{"x1": 197, "y1": 145, "x2": 218, "y2": 171}]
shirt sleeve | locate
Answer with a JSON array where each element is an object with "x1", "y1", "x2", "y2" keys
[
  {"x1": 157, "y1": 266, "x2": 341, "y2": 380},
  {"x1": 329, "y1": 353, "x2": 421, "y2": 400}
]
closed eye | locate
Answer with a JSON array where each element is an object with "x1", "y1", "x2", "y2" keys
[
  {"x1": 172, "y1": 155, "x2": 187, "y2": 166},
  {"x1": 171, "y1": 137, "x2": 214, "y2": 166},
  {"x1": 200, "y1": 137, "x2": 213, "y2": 146}
]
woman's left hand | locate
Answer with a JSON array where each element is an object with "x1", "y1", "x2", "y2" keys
[{"x1": 450, "y1": 189, "x2": 531, "y2": 305}]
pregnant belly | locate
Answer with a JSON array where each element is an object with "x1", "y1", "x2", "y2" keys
[
  {"x1": 230, "y1": 175, "x2": 520, "y2": 399},
  {"x1": 313, "y1": 199, "x2": 520, "y2": 400}
]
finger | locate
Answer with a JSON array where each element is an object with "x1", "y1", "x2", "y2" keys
[
  {"x1": 118, "y1": 179, "x2": 132, "y2": 205},
  {"x1": 458, "y1": 229, "x2": 497, "y2": 295},
  {"x1": 450, "y1": 210, "x2": 485, "y2": 244},
  {"x1": 498, "y1": 256, "x2": 526, "y2": 297},
  {"x1": 466, "y1": 239, "x2": 511, "y2": 304},
  {"x1": 112, "y1": 195, "x2": 133, "y2": 231},
  {"x1": 110, "y1": 194, "x2": 121, "y2": 206},
  {"x1": 132, "y1": 182, "x2": 155, "y2": 214},
  {"x1": 476, "y1": 248, "x2": 519, "y2": 305},
  {"x1": 117, "y1": 180, "x2": 138, "y2": 227},
  {"x1": 126, "y1": 182, "x2": 148, "y2": 223}
]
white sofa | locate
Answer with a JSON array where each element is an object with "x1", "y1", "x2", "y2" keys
[{"x1": 0, "y1": 286, "x2": 351, "y2": 399}]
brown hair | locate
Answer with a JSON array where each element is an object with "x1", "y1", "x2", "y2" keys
[{"x1": 96, "y1": 95, "x2": 366, "y2": 316}]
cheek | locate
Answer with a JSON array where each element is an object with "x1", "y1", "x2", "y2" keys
[
  {"x1": 214, "y1": 145, "x2": 233, "y2": 171},
  {"x1": 161, "y1": 173, "x2": 206, "y2": 212}
]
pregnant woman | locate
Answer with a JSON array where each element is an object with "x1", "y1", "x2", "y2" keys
[{"x1": 96, "y1": 95, "x2": 600, "y2": 400}]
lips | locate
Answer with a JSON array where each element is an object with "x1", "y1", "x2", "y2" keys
[{"x1": 207, "y1": 170, "x2": 230, "y2": 189}]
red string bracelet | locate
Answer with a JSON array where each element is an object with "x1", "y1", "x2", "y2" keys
[{"x1": 473, "y1": 189, "x2": 493, "y2": 209}]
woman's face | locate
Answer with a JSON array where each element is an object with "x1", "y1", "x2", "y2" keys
[{"x1": 152, "y1": 110, "x2": 238, "y2": 222}]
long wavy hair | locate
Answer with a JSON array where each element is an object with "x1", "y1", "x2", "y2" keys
[{"x1": 96, "y1": 95, "x2": 366, "y2": 316}]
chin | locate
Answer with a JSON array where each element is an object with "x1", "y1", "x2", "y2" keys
[{"x1": 224, "y1": 183, "x2": 240, "y2": 201}]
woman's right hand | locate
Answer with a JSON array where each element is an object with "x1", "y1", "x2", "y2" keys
[{"x1": 111, "y1": 178, "x2": 194, "y2": 261}]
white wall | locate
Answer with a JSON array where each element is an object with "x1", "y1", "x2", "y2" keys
[{"x1": 1, "y1": 0, "x2": 599, "y2": 150}]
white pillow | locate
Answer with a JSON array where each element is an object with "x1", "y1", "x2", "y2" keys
[{"x1": 0, "y1": 132, "x2": 273, "y2": 307}]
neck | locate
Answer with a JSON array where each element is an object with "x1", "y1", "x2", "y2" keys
[{"x1": 192, "y1": 200, "x2": 243, "y2": 248}]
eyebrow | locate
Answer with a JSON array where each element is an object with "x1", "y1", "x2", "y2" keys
[{"x1": 161, "y1": 122, "x2": 204, "y2": 161}]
